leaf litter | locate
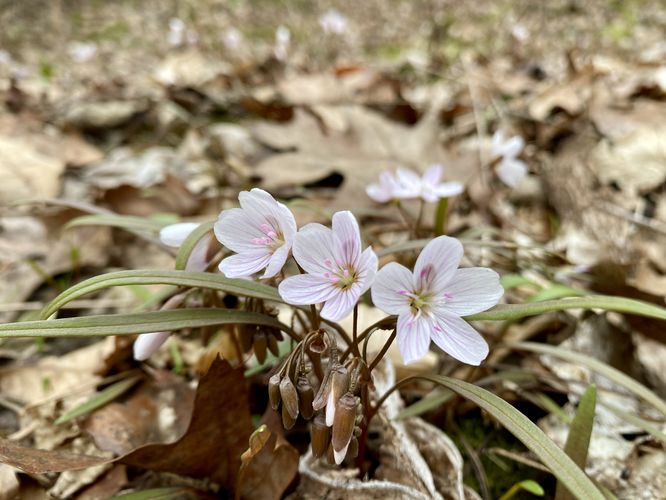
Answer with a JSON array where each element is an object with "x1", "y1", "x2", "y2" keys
[{"x1": 1, "y1": 0, "x2": 666, "y2": 497}]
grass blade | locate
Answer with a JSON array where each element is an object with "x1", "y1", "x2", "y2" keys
[
  {"x1": 111, "y1": 487, "x2": 191, "y2": 499},
  {"x1": 555, "y1": 384, "x2": 596, "y2": 500},
  {"x1": 41, "y1": 270, "x2": 282, "y2": 319},
  {"x1": 175, "y1": 221, "x2": 215, "y2": 271},
  {"x1": 0, "y1": 309, "x2": 297, "y2": 340},
  {"x1": 411, "y1": 374, "x2": 605, "y2": 500},
  {"x1": 65, "y1": 214, "x2": 167, "y2": 233},
  {"x1": 510, "y1": 342, "x2": 666, "y2": 416},
  {"x1": 55, "y1": 376, "x2": 142, "y2": 425},
  {"x1": 468, "y1": 295, "x2": 666, "y2": 322}
]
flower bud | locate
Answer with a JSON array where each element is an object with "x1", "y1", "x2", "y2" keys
[
  {"x1": 297, "y1": 376, "x2": 315, "y2": 420},
  {"x1": 348, "y1": 437, "x2": 359, "y2": 458},
  {"x1": 308, "y1": 331, "x2": 329, "y2": 354},
  {"x1": 268, "y1": 373, "x2": 281, "y2": 410},
  {"x1": 332, "y1": 392, "x2": 357, "y2": 464},
  {"x1": 279, "y1": 376, "x2": 299, "y2": 420},
  {"x1": 310, "y1": 414, "x2": 330, "y2": 458},
  {"x1": 282, "y1": 402, "x2": 296, "y2": 429},
  {"x1": 253, "y1": 333, "x2": 268, "y2": 364},
  {"x1": 326, "y1": 365, "x2": 349, "y2": 427},
  {"x1": 267, "y1": 333, "x2": 280, "y2": 357}
]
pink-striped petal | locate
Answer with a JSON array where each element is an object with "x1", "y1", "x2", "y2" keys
[
  {"x1": 413, "y1": 236, "x2": 463, "y2": 293},
  {"x1": 437, "y1": 267, "x2": 503, "y2": 316},
  {"x1": 292, "y1": 223, "x2": 337, "y2": 274},
  {"x1": 422, "y1": 164, "x2": 443, "y2": 185},
  {"x1": 332, "y1": 211, "x2": 361, "y2": 267},
  {"x1": 185, "y1": 235, "x2": 211, "y2": 272},
  {"x1": 396, "y1": 313, "x2": 432, "y2": 365},
  {"x1": 358, "y1": 247, "x2": 378, "y2": 294},
  {"x1": 371, "y1": 262, "x2": 413, "y2": 315},
  {"x1": 430, "y1": 313, "x2": 489, "y2": 365},
  {"x1": 278, "y1": 274, "x2": 337, "y2": 305},
  {"x1": 218, "y1": 250, "x2": 271, "y2": 278},
  {"x1": 320, "y1": 287, "x2": 361, "y2": 322}
]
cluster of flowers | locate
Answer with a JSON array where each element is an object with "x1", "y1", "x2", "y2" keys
[{"x1": 136, "y1": 187, "x2": 503, "y2": 367}]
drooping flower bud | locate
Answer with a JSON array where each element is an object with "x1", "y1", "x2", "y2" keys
[
  {"x1": 310, "y1": 414, "x2": 330, "y2": 458},
  {"x1": 266, "y1": 333, "x2": 280, "y2": 357},
  {"x1": 279, "y1": 376, "x2": 299, "y2": 420},
  {"x1": 253, "y1": 333, "x2": 268, "y2": 364},
  {"x1": 297, "y1": 375, "x2": 315, "y2": 420},
  {"x1": 348, "y1": 437, "x2": 359, "y2": 459},
  {"x1": 268, "y1": 373, "x2": 282, "y2": 410},
  {"x1": 326, "y1": 365, "x2": 349, "y2": 427},
  {"x1": 282, "y1": 402, "x2": 297, "y2": 429},
  {"x1": 332, "y1": 392, "x2": 358, "y2": 464}
]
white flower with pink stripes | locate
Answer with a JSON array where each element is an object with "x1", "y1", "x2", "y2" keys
[
  {"x1": 279, "y1": 211, "x2": 378, "y2": 322},
  {"x1": 215, "y1": 189, "x2": 297, "y2": 279},
  {"x1": 371, "y1": 236, "x2": 503, "y2": 365}
]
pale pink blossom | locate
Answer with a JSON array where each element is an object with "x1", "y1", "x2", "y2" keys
[
  {"x1": 134, "y1": 293, "x2": 186, "y2": 361},
  {"x1": 274, "y1": 25, "x2": 291, "y2": 61},
  {"x1": 371, "y1": 236, "x2": 503, "y2": 365},
  {"x1": 160, "y1": 222, "x2": 209, "y2": 272},
  {"x1": 319, "y1": 9, "x2": 348, "y2": 35},
  {"x1": 134, "y1": 331, "x2": 171, "y2": 361},
  {"x1": 222, "y1": 28, "x2": 242, "y2": 50},
  {"x1": 367, "y1": 165, "x2": 464, "y2": 204},
  {"x1": 366, "y1": 170, "x2": 405, "y2": 203},
  {"x1": 215, "y1": 188, "x2": 297, "y2": 279},
  {"x1": 491, "y1": 131, "x2": 528, "y2": 187},
  {"x1": 279, "y1": 211, "x2": 378, "y2": 322}
]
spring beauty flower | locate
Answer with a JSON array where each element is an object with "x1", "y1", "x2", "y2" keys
[
  {"x1": 134, "y1": 223, "x2": 211, "y2": 360},
  {"x1": 279, "y1": 211, "x2": 378, "y2": 322},
  {"x1": 366, "y1": 164, "x2": 464, "y2": 204},
  {"x1": 491, "y1": 131, "x2": 527, "y2": 187},
  {"x1": 319, "y1": 9, "x2": 348, "y2": 35},
  {"x1": 371, "y1": 236, "x2": 503, "y2": 365},
  {"x1": 215, "y1": 189, "x2": 297, "y2": 279}
]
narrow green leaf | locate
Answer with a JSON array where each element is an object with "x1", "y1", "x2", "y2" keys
[
  {"x1": 55, "y1": 376, "x2": 141, "y2": 425},
  {"x1": 398, "y1": 370, "x2": 537, "y2": 419},
  {"x1": 500, "y1": 274, "x2": 541, "y2": 291},
  {"x1": 415, "y1": 374, "x2": 604, "y2": 500},
  {"x1": 111, "y1": 487, "x2": 190, "y2": 500},
  {"x1": 555, "y1": 384, "x2": 597, "y2": 500},
  {"x1": 175, "y1": 221, "x2": 215, "y2": 270},
  {"x1": 510, "y1": 342, "x2": 666, "y2": 417},
  {"x1": 467, "y1": 295, "x2": 666, "y2": 323},
  {"x1": 0, "y1": 309, "x2": 296, "y2": 340},
  {"x1": 41, "y1": 270, "x2": 282, "y2": 319},
  {"x1": 65, "y1": 214, "x2": 166, "y2": 233},
  {"x1": 526, "y1": 284, "x2": 586, "y2": 303},
  {"x1": 499, "y1": 479, "x2": 545, "y2": 500}
]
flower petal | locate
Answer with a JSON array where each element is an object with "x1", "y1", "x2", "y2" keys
[
  {"x1": 413, "y1": 236, "x2": 463, "y2": 293},
  {"x1": 422, "y1": 164, "x2": 442, "y2": 185},
  {"x1": 185, "y1": 235, "x2": 211, "y2": 272},
  {"x1": 366, "y1": 183, "x2": 392, "y2": 203},
  {"x1": 496, "y1": 158, "x2": 528, "y2": 187},
  {"x1": 500, "y1": 136, "x2": 524, "y2": 158},
  {"x1": 320, "y1": 288, "x2": 360, "y2": 322},
  {"x1": 357, "y1": 247, "x2": 378, "y2": 294},
  {"x1": 438, "y1": 267, "x2": 504, "y2": 316},
  {"x1": 160, "y1": 222, "x2": 199, "y2": 248},
  {"x1": 332, "y1": 211, "x2": 361, "y2": 267},
  {"x1": 292, "y1": 223, "x2": 337, "y2": 274},
  {"x1": 262, "y1": 242, "x2": 292, "y2": 278},
  {"x1": 430, "y1": 313, "x2": 489, "y2": 365},
  {"x1": 134, "y1": 331, "x2": 170, "y2": 361},
  {"x1": 371, "y1": 262, "x2": 412, "y2": 315},
  {"x1": 434, "y1": 181, "x2": 465, "y2": 198},
  {"x1": 214, "y1": 208, "x2": 265, "y2": 253},
  {"x1": 396, "y1": 313, "x2": 432, "y2": 365},
  {"x1": 218, "y1": 250, "x2": 271, "y2": 278},
  {"x1": 278, "y1": 274, "x2": 337, "y2": 305}
]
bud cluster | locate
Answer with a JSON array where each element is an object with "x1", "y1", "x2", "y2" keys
[
  {"x1": 240, "y1": 301, "x2": 283, "y2": 363},
  {"x1": 268, "y1": 329, "x2": 364, "y2": 465}
]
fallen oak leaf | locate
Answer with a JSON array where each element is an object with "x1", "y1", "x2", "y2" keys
[{"x1": 0, "y1": 357, "x2": 254, "y2": 494}]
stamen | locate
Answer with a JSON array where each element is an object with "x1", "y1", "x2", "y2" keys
[{"x1": 324, "y1": 259, "x2": 333, "y2": 269}]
